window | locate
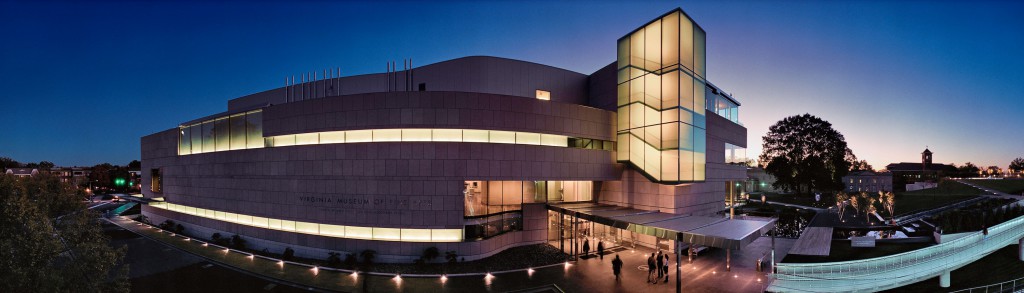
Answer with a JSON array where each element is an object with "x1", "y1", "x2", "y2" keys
[
  {"x1": 150, "y1": 169, "x2": 162, "y2": 193},
  {"x1": 535, "y1": 90, "x2": 550, "y2": 101}
]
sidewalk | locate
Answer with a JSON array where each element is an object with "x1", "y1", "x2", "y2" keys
[{"x1": 110, "y1": 216, "x2": 782, "y2": 292}]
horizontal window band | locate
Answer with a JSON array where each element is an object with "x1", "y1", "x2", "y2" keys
[{"x1": 149, "y1": 202, "x2": 463, "y2": 243}]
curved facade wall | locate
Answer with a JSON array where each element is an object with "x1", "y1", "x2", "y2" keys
[{"x1": 142, "y1": 89, "x2": 620, "y2": 262}]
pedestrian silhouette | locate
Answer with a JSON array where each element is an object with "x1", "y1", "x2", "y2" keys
[
  {"x1": 597, "y1": 241, "x2": 605, "y2": 260},
  {"x1": 583, "y1": 239, "x2": 590, "y2": 257},
  {"x1": 612, "y1": 254, "x2": 623, "y2": 280},
  {"x1": 663, "y1": 254, "x2": 670, "y2": 283},
  {"x1": 647, "y1": 253, "x2": 656, "y2": 283},
  {"x1": 656, "y1": 251, "x2": 664, "y2": 281}
]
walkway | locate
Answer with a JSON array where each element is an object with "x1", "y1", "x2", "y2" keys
[
  {"x1": 110, "y1": 216, "x2": 793, "y2": 292},
  {"x1": 768, "y1": 201, "x2": 1024, "y2": 292},
  {"x1": 786, "y1": 227, "x2": 832, "y2": 256},
  {"x1": 765, "y1": 201, "x2": 826, "y2": 212}
]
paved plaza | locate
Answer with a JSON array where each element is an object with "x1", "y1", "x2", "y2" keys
[{"x1": 109, "y1": 216, "x2": 795, "y2": 292}]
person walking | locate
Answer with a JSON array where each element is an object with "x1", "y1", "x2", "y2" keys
[
  {"x1": 612, "y1": 254, "x2": 623, "y2": 280},
  {"x1": 655, "y1": 251, "x2": 664, "y2": 282},
  {"x1": 662, "y1": 253, "x2": 670, "y2": 283},
  {"x1": 646, "y1": 253, "x2": 656, "y2": 283},
  {"x1": 583, "y1": 239, "x2": 591, "y2": 257},
  {"x1": 597, "y1": 241, "x2": 605, "y2": 260}
]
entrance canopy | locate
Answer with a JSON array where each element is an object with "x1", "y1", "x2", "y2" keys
[{"x1": 548, "y1": 202, "x2": 775, "y2": 250}]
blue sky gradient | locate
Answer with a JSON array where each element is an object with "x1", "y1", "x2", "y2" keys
[{"x1": 1, "y1": 0, "x2": 1021, "y2": 169}]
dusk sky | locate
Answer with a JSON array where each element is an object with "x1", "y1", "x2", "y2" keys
[{"x1": 1, "y1": 0, "x2": 1022, "y2": 169}]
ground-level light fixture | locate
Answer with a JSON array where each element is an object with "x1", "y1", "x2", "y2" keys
[
  {"x1": 440, "y1": 274, "x2": 447, "y2": 282},
  {"x1": 312, "y1": 266, "x2": 319, "y2": 275},
  {"x1": 351, "y1": 271, "x2": 358, "y2": 278},
  {"x1": 527, "y1": 268, "x2": 535, "y2": 276}
]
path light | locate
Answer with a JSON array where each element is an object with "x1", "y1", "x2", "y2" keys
[
  {"x1": 202, "y1": 243, "x2": 208, "y2": 247},
  {"x1": 248, "y1": 254, "x2": 254, "y2": 259},
  {"x1": 485, "y1": 273, "x2": 494, "y2": 279},
  {"x1": 564, "y1": 261, "x2": 571, "y2": 269},
  {"x1": 713, "y1": 271, "x2": 716, "y2": 275},
  {"x1": 312, "y1": 266, "x2": 319, "y2": 275},
  {"x1": 734, "y1": 274, "x2": 738, "y2": 278},
  {"x1": 277, "y1": 261, "x2": 284, "y2": 266},
  {"x1": 223, "y1": 248, "x2": 230, "y2": 253},
  {"x1": 758, "y1": 278, "x2": 762, "y2": 282},
  {"x1": 351, "y1": 271, "x2": 358, "y2": 278},
  {"x1": 183, "y1": 237, "x2": 189, "y2": 241},
  {"x1": 527, "y1": 268, "x2": 535, "y2": 276},
  {"x1": 393, "y1": 274, "x2": 402, "y2": 282},
  {"x1": 440, "y1": 274, "x2": 447, "y2": 283}
]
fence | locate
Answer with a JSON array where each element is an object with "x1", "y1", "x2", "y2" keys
[
  {"x1": 950, "y1": 276, "x2": 1024, "y2": 293},
  {"x1": 769, "y1": 211, "x2": 1024, "y2": 292}
]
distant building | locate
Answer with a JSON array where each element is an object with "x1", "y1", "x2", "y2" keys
[
  {"x1": 843, "y1": 170, "x2": 893, "y2": 193},
  {"x1": 885, "y1": 148, "x2": 957, "y2": 191},
  {"x1": 5, "y1": 168, "x2": 39, "y2": 177},
  {"x1": 745, "y1": 167, "x2": 780, "y2": 193},
  {"x1": 50, "y1": 166, "x2": 92, "y2": 186}
]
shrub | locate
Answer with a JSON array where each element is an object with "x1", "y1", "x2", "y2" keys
[
  {"x1": 327, "y1": 252, "x2": 341, "y2": 268},
  {"x1": 360, "y1": 249, "x2": 376, "y2": 265},
  {"x1": 344, "y1": 253, "x2": 357, "y2": 268},
  {"x1": 175, "y1": 223, "x2": 185, "y2": 234},
  {"x1": 422, "y1": 247, "x2": 440, "y2": 263},
  {"x1": 282, "y1": 247, "x2": 295, "y2": 261},
  {"x1": 231, "y1": 234, "x2": 246, "y2": 250},
  {"x1": 159, "y1": 220, "x2": 175, "y2": 230},
  {"x1": 445, "y1": 251, "x2": 458, "y2": 264}
]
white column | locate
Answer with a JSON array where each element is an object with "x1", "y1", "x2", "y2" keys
[
  {"x1": 940, "y1": 270, "x2": 951, "y2": 288},
  {"x1": 1019, "y1": 238, "x2": 1024, "y2": 261}
]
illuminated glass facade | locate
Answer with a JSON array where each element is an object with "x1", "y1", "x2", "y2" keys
[
  {"x1": 616, "y1": 10, "x2": 707, "y2": 183},
  {"x1": 178, "y1": 110, "x2": 263, "y2": 155}
]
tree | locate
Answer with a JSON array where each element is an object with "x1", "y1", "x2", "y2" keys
[
  {"x1": 0, "y1": 173, "x2": 128, "y2": 293},
  {"x1": 849, "y1": 196, "x2": 860, "y2": 218},
  {"x1": 958, "y1": 162, "x2": 980, "y2": 178},
  {"x1": 127, "y1": 160, "x2": 141, "y2": 170},
  {"x1": 863, "y1": 192, "x2": 878, "y2": 221},
  {"x1": 37, "y1": 161, "x2": 55, "y2": 170},
  {"x1": 0, "y1": 157, "x2": 21, "y2": 169},
  {"x1": 759, "y1": 114, "x2": 854, "y2": 194},
  {"x1": 1010, "y1": 158, "x2": 1024, "y2": 175},
  {"x1": 850, "y1": 160, "x2": 873, "y2": 172},
  {"x1": 880, "y1": 191, "x2": 896, "y2": 221},
  {"x1": 835, "y1": 192, "x2": 849, "y2": 220}
]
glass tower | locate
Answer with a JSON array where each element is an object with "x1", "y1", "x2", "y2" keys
[{"x1": 616, "y1": 9, "x2": 707, "y2": 183}]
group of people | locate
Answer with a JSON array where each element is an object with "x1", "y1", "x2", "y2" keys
[
  {"x1": 646, "y1": 251, "x2": 671, "y2": 284},
  {"x1": 580, "y1": 238, "x2": 672, "y2": 284}
]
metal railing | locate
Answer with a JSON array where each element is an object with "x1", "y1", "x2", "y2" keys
[
  {"x1": 950, "y1": 276, "x2": 1024, "y2": 293},
  {"x1": 769, "y1": 210, "x2": 1024, "y2": 292}
]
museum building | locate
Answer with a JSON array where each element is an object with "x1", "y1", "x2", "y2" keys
[{"x1": 141, "y1": 8, "x2": 772, "y2": 263}]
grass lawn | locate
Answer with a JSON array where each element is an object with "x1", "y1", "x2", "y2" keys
[
  {"x1": 892, "y1": 181, "x2": 982, "y2": 216},
  {"x1": 966, "y1": 179, "x2": 1024, "y2": 195},
  {"x1": 886, "y1": 244, "x2": 1024, "y2": 292},
  {"x1": 782, "y1": 241, "x2": 932, "y2": 263}
]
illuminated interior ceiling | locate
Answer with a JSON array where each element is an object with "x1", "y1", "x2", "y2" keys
[{"x1": 617, "y1": 9, "x2": 707, "y2": 184}]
